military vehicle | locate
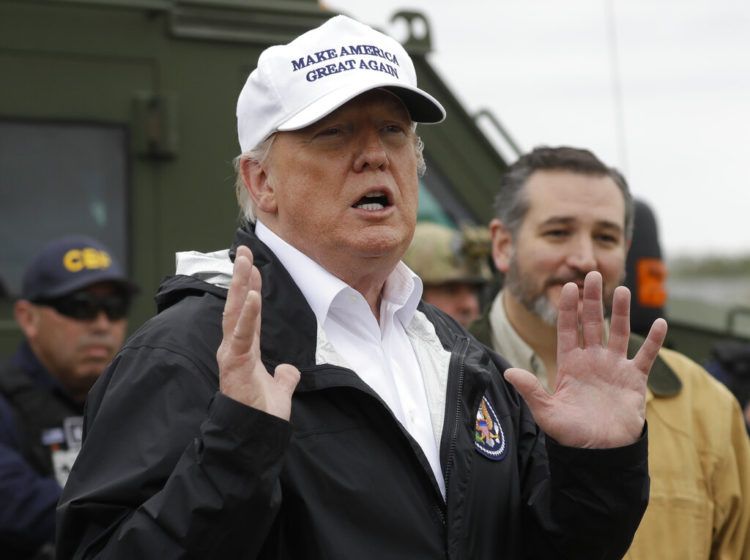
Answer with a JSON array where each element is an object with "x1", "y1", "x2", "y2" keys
[{"x1": 1, "y1": 0, "x2": 747, "y2": 373}]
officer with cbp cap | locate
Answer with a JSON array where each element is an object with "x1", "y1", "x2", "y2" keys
[{"x1": 0, "y1": 234, "x2": 137, "y2": 560}]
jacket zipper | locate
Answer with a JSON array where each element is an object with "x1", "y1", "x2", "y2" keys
[
  {"x1": 441, "y1": 336, "x2": 469, "y2": 558},
  {"x1": 443, "y1": 336, "x2": 469, "y2": 491}
]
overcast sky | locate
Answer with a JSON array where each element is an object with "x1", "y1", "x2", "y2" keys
[{"x1": 324, "y1": 0, "x2": 750, "y2": 258}]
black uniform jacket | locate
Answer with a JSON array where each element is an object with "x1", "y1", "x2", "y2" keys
[{"x1": 57, "y1": 225, "x2": 649, "y2": 559}]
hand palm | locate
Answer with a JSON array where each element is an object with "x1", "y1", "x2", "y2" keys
[
  {"x1": 504, "y1": 271, "x2": 667, "y2": 448},
  {"x1": 216, "y1": 245, "x2": 300, "y2": 420}
]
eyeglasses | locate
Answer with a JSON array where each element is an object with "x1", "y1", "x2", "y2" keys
[{"x1": 34, "y1": 291, "x2": 131, "y2": 321}]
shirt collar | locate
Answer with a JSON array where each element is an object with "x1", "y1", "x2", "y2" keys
[
  {"x1": 489, "y1": 291, "x2": 540, "y2": 374},
  {"x1": 255, "y1": 221, "x2": 346, "y2": 327},
  {"x1": 383, "y1": 260, "x2": 423, "y2": 325}
]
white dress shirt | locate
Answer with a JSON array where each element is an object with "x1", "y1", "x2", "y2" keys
[{"x1": 256, "y1": 221, "x2": 447, "y2": 497}]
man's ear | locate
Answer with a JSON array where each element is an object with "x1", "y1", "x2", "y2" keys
[
  {"x1": 241, "y1": 158, "x2": 277, "y2": 215},
  {"x1": 489, "y1": 218, "x2": 513, "y2": 274},
  {"x1": 14, "y1": 300, "x2": 39, "y2": 340}
]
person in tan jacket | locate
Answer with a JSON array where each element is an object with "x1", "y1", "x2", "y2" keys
[{"x1": 471, "y1": 145, "x2": 750, "y2": 560}]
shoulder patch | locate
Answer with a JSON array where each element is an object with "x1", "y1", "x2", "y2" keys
[{"x1": 474, "y1": 396, "x2": 508, "y2": 461}]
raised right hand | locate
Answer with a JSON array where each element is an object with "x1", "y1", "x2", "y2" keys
[{"x1": 216, "y1": 245, "x2": 300, "y2": 420}]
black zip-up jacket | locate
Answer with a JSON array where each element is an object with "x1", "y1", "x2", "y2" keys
[{"x1": 57, "y1": 225, "x2": 649, "y2": 559}]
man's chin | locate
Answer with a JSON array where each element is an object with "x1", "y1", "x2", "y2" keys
[
  {"x1": 532, "y1": 303, "x2": 558, "y2": 327},
  {"x1": 526, "y1": 292, "x2": 559, "y2": 327},
  {"x1": 535, "y1": 289, "x2": 561, "y2": 320},
  {"x1": 344, "y1": 220, "x2": 401, "y2": 246}
]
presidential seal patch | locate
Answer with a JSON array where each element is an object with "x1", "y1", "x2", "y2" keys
[{"x1": 474, "y1": 396, "x2": 507, "y2": 460}]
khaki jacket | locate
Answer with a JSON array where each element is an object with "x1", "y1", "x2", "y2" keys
[{"x1": 626, "y1": 347, "x2": 750, "y2": 560}]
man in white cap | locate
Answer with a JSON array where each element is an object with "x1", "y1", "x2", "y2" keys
[{"x1": 57, "y1": 16, "x2": 667, "y2": 559}]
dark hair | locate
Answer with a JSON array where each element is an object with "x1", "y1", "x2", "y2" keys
[{"x1": 493, "y1": 146, "x2": 634, "y2": 240}]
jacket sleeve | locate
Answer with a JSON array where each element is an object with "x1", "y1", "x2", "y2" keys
[
  {"x1": 483, "y1": 349, "x2": 650, "y2": 560},
  {"x1": 0, "y1": 396, "x2": 60, "y2": 552},
  {"x1": 56, "y1": 345, "x2": 292, "y2": 559},
  {"x1": 523, "y1": 429, "x2": 649, "y2": 559}
]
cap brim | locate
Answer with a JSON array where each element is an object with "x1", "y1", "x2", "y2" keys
[
  {"x1": 277, "y1": 81, "x2": 445, "y2": 132},
  {"x1": 41, "y1": 273, "x2": 139, "y2": 300}
]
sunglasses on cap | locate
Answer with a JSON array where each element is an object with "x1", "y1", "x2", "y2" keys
[{"x1": 34, "y1": 290, "x2": 131, "y2": 321}]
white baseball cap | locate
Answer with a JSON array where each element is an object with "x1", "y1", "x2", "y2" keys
[{"x1": 236, "y1": 15, "x2": 446, "y2": 152}]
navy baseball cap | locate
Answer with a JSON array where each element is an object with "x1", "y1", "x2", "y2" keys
[{"x1": 21, "y1": 235, "x2": 137, "y2": 301}]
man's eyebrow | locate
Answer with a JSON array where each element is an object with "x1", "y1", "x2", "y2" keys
[
  {"x1": 538, "y1": 216, "x2": 623, "y2": 232},
  {"x1": 596, "y1": 221, "x2": 624, "y2": 233},
  {"x1": 538, "y1": 216, "x2": 575, "y2": 227}
]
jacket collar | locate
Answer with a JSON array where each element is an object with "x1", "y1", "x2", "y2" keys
[
  {"x1": 154, "y1": 224, "x2": 320, "y2": 371},
  {"x1": 231, "y1": 224, "x2": 320, "y2": 370},
  {"x1": 627, "y1": 335, "x2": 682, "y2": 397}
]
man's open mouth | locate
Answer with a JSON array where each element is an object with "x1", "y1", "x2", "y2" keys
[{"x1": 353, "y1": 191, "x2": 390, "y2": 211}]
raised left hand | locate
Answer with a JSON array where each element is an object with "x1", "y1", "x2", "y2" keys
[
  {"x1": 504, "y1": 271, "x2": 668, "y2": 448},
  {"x1": 216, "y1": 245, "x2": 300, "y2": 420}
]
